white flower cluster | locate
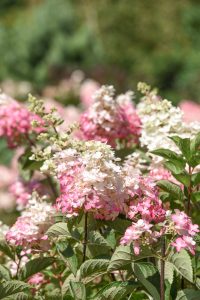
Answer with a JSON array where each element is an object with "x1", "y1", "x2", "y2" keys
[{"x1": 137, "y1": 91, "x2": 200, "y2": 162}]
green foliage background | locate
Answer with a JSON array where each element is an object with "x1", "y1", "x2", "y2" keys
[{"x1": 0, "y1": 0, "x2": 200, "y2": 104}]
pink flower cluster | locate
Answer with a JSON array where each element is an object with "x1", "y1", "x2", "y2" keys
[
  {"x1": 80, "y1": 86, "x2": 141, "y2": 147},
  {"x1": 0, "y1": 98, "x2": 42, "y2": 148},
  {"x1": 123, "y1": 164, "x2": 166, "y2": 223},
  {"x1": 121, "y1": 160, "x2": 199, "y2": 255},
  {"x1": 6, "y1": 193, "x2": 55, "y2": 250},
  {"x1": 54, "y1": 142, "x2": 126, "y2": 220},
  {"x1": 171, "y1": 210, "x2": 199, "y2": 255}
]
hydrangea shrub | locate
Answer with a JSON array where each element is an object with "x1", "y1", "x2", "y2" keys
[{"x1": 0, "y1": 83, "x2": 200, "y2": 300}]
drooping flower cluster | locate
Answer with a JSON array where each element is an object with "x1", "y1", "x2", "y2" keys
[
  {"x1": 0, "y1": 96, "x2": 43, "y2": 148},
  {"x1": 54, "y1": 141, "x2": 127, "y2": 220},
  {"x1": 6, "y1": 193, "x2": 55, "y2": 250},
  {"x1": 80, "y1": 86, "x2": 141, "y2": 147}
]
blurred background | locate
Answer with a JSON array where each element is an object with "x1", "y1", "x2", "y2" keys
[
  {"x1": 0, "y1": 0, "x2": 200, "y2": 225},
  {"x1": 0, "y1": 0, "x2": 200, "y2": 104}
]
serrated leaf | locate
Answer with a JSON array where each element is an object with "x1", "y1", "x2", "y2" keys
[
  {"x1": 4, "y1": 292, "x2": 30, "y2": 300},
  {"x1": 88, "y1": 231, "x2": 110, "y2": 248},
  {"x1": 47, "y1": 222, "x2": 80, "y2": 241},
  {"x1": 108, "y1": 245, "x2": 155, "y2": 272},
  {"x1": 0, "y1": 265, "x2": 11, "y2": 280},
  {"x1": 133, "y1": 263, "x2": 160, "y2": 300},
  {"x1": 108, "y1": 245, "x2": 132, "y2": 271},
  {"x1": 62, "y1": 272, "x2": 79, "y2": 296},
  {"x1": 0, "y1": 239, "x2": 15, "y2": 260},
  {"x1": 94, "y1": 281, "x2": 139, "y2": 300},
  {"x1": 164, "y1": 262, "x2": 174, "y2": 284},
  {"x1": 69, "y1": 281, "x2": 86, "y2": 300},
  {"x1": 20, "y1": 257, "x2": 55, "y2": 280},
  {"x1": 157, "y1": 180, "x2": 184, "y2": 201},
  {"x1": 169, "y1": 250, "x2": 193, "y2": 283},
  {"x1": 158, "y1": 261, "x2": 174, "y2": 285},
  {"x1": 176, "y1": 289, "x2": 200, "y2": 300},
  {"x1": 57, "y1": 242, "x2": 78, "y2": 276},
  {"x1": 87, "y1": 231, "x2": 111, "y2": 257},
  {"x1": 80, "y1": 259, "x2": 109, "y2": 284},
  {"x1": 0, "y1": 280, "x2": 30, "y2": 299}
]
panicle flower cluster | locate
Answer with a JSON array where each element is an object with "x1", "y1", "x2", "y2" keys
[
  {"x1": 0, "y1": 96, "x2": 43, "y2": 148},
  {"x1": 80, "y1": 86, "x2": 141, "y2": 147},
  {"x1": 137, "y1": 83, "x2": 200, "y2": 161},
  {"x1": 9, "y1": 180, "x2": 41, "y2": 210},
  {"x1": 54, "y1": 141, "x2": 127, "y2": 220},
  {"x1": 6, "y1": 193, "x2": 55, "y2": 250}
]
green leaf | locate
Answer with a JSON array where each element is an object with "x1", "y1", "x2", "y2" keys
[
  {"x1": 80, "y1": 259, "x2": 109, "y2": 284},
  {"x1": 169, "y1": 250, "x2": 193, "y2": 283},
  {"x1": 0, "y1": 265, "x2": 11, "y2": 281},
  {"x1": 62, "y1": 273, "x2": 78, "y2": 296},
  {"x1": 104, "y1": 218, "x2": 132, "y2": 234},
  {"x1": 108, "y1": 245, "x2": 132, "y2": 272},
  {"x1": 47, "y1": 222, "x2": 80, "y2": 241},
  {"x1": 69, "y1": 281, "x2": 86, "y2": 300},
  {"x1": 164, "y1": 160, "x2": 186, "y2": 175},
  {"x1": 191, "y1": 191, "x2": 200, "y2": 202},
  {"x1": 108, "y1": 245, "x2": 155, "y2": 272},
  {"x1": 0, "y1": 280, "x2": 30, "y2": 300},
  {"x1": 20, "y1": 257, "x2": 55, "y2": 280},
  {"x1": 88, "y1": 231, "x2": 110, "y2": 248},
  {"x1": 133, "y1": 262, "x2": 160, "y2": 300},
  {"x1": 151, "y1": 148, "x2": 184, "y2": 162},
  {"x1": 191, "y1": 172, "x2": 200, "y2": 186},
  {"x1": 172, "y1": 172, "x2": 191, "y2": 187},
  {"x1": 158, "y1": 261, "x2": 174, "y2": 284},
  {"x1": 176, "y1": 289, "x2": 200, "y2": 300},
  {"x1": 57, "y1": 242, "x2": 78, "y2": 276},
  {"x1": 0, "y1": 239, "x2": 15, "y2": 260},
  {"x1": 157, "y1": 180, "x2": 184, "y2": 201},
  {"x1": 190, "y1": 132, "x2": 200, "y2": 153},
  {"x1": 170, "y1": 136, "x2": 191, "y2": 161},
  {"x1": 94, "y1": 281, "x2": 139, "y2": 300},
  {"x1": 87, "y1": 231, "x2": 111, "y2": 257},
  {"x1": 44, "y1": 288, "x2": 62, "y2": 300}
]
